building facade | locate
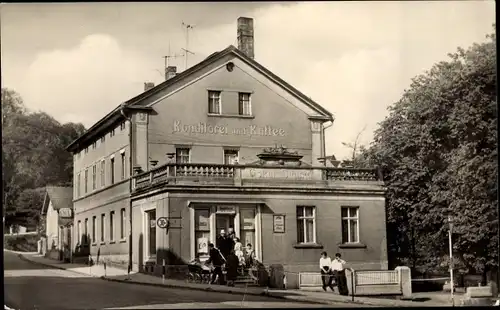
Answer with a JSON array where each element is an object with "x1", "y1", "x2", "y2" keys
[{"x1": 67, "y1": 17, "x2": 387, "y2": 288}]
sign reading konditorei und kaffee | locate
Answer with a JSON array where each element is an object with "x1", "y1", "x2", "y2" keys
[
  {"x1": 241, "y1": 168, "x2": 313, "y2": 180},
  {"x1": 172, "y1": 120, "x2": 286, "y2": 137}
]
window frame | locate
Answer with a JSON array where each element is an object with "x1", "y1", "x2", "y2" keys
[
  {"x1": 92, "y1": 216, "x2": 96, "y2": 244},
  {"x1": 120, "y1": 151, "x2": 126, "y2": 180},
  {"x1": 109, "y1": 211, "x2": 115, "y2": 242},
  {"x1": 84, "y1": 169, "x2": 88, "y2": 194},
  {"x1": 100, "y1": 213, "x2": 105, "y2": 243},
  {"x1": 76, "y1": 173, "x2": 81, "y2": 197},
  {"x1": 84, "y1": 218, "x2": 89, "y2": 244},
  {"x1": 110, "y1": 157, "x2": 115, "y2": 184},
  {"x1": 194, "y1": 208, "x2": 211, "y2": 257},
  {"x1": 296, "y1": 206, "x2": 317, "y2": 244},
  {"x1": 341, "y1": 206, "x2": 360, "y2": 244},
  {"x1": 208, "y1": 90, "x2": 222, "y2": 115},
  {"x1": 100, "y1": 160, "x2": 105, "y2": 188},
  {"x1": 120, "y1": 208, "x2": 126, "y2": 240},
  {"x1": 223, "y1": 149, "x2": 239, "y2": 165},
  {"x1": 176, "y1": 148, "x2": 191, "y2": 164},
  {"x1": 92, "y1": 164, "x2": 97, "y2": 190},
  {"x1": 238, "y1": 92, "x2": 252, "y2": 116}
]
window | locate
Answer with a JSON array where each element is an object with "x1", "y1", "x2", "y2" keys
[
  {"x1": 341, "y1": 207, "x2": 360, "y2": 243},
  {"x1": 76, "y1": 173, "x2": 81, "y2": 197},
  {"x1": 100, "y1": 160, "x2": 105, "y2": 188},
  {"x1": 92, "y1": 141, "x2": 97, "y2": 149},
  {"x1": 92, "y1": 216, "x2": 96, "y2": 244},
  {"x1": 77, "y1": 220, "x2": 81, "y2": 244},
  {"x1": 84, "y1": 218, "x2": 89, "y2": 244},
  {"x1": 108, "y1": 211, "x2": 114, "y2": 242},
  {"x1": 110, "y1": 128, "x2": 115, "y2": 137},
  {"x1": 176, "y1": 148, "x2": 190, "y2": 164},
  {"x1": 238, "y1": 92, "x2": 251, "y2": 115},
  {"x1": 110, "y1": 157, "x2": 115, "y2": 184},
  {"x1": 101, "y1": 214, "x2": 105, "y2": 242},
  {"x1": 121, "y1": 152, "x2": 126, "y2": 180},
  {"x1": 208, "y1": 90, "x2": 221, "y2": 114},
  {"x1": 85, "y1": 147, "x2": 89, "y2": 154},
  {"x1": 101, "y1": 136, "x2": 105, "y2": 143},
  {"x1": 146, "y1": 210, "x2": 156, "y2": 257},
  {"x1": 224, "y1": 149, "x2": 239, "y2": 165},
  {"x1": 240, "y1": 208, "x2": 256, "y2": 251},
  {"x1": 92, "y1": 164, "x2": 97, "y2": 190},
  {"x1": 296, "y1": 206, "x2": 316, "y2": 244},
  {"x1": 195, "y1": 209, "x2": 210, "y2": 257},
  {"x1": 84, "y1": 169, "x2": 88, "y2": 194},
  {"x1": 120, "y1": 121, "x2": 126, "y2": 131},
  {"x1": 120, "y1": 208, "x2": 126, "y2": 240}
]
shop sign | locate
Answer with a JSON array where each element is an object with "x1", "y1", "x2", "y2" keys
[
  {"x1": 216, "y1": 206, "x2": 236, "y2": 214},
  {"x1": 242, "y1": 168, "x2": 313, "y2": 180},
  {"x1": 58, "y1": 208, "x2": 73, "y2": 218},
  {"x1": 197, "y1": 237, "x2": 208, "y2": 254},
  {"x1": 172, "y1": 120, "x2": 286, "y2": 137},
  {"x1": 273, "y1": 214, "x2": 285, "y2": 233}
]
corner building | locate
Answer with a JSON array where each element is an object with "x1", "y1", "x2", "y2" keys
[{"x1": 67, "y1": 17, "x2": 387, "y2": 289}]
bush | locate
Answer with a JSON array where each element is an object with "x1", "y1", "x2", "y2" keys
[{"x1": 4, "y1": 234, "x2": 39, "y2": 252}]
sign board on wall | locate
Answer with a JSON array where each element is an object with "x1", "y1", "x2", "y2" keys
[
  {"x1": 58, "y1": 208, "x2": 73, "y2": 218},
  {"x1": 172, "y1": 120, "x2": 286, "y2": 137},
  {"x1": 242, "y1": 168, "x2": 313, "y2": 181},
  {"x1": 216, "y1": 206, "x2": 236, "y2": 214},
  {"x1": 197, "y1": 237, "x2": 208, "y2": 254},
  {"x1": 273, "y1": 214, "x2": 285, "y2": 233}
]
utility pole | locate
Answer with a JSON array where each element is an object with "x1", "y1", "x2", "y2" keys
[{"x1": 181, "y1": 22, "x2": 195, "y2": 70}]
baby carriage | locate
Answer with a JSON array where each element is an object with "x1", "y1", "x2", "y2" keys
[{"x1": 187, "y1": 259, "x2": 212, "y2": 284}]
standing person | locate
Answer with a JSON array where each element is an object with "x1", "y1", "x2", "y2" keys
[
  {"x1": 245, "y1": 243, "x2": 256, "y2": 268},
  {"x1": 225, "y1": 249, "x2": 239, "y2": 287},
  {"x1": 206, "y1": 243, "x2": 226, "y2": 285},
  {"x1": 319, "y1": 251, "x2": 334, "y2": 292},
  {"x1": 331, "y1": 253, "x2": 348, "y2": 295},
  {"x1": 216, "y1": 229, "x2": 227, "y2": 257}
]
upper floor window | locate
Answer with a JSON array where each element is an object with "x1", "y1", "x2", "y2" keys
[
  {"x1": 92, "y1": 164, "x2": 97, "y2": 190},
  {"x1": 297, "y1": 206, "x2": 316, "y2": 244},
  {"x1": 120, "y1": 121, "x2": 126, "y2": 131},
  {"x1": 92, "y1": 141, "x2": 97, "y2": 149},
  {"x1": 224, "y1": 149, "x2": 239, "y2": 165},
  {"x1": 238, "y1": 92, "x2": 251, "y2": 116},
  {"x1": 208, "y1": 91, "x2": 221, "y2": 114},
  {"x1": 120, "y1": 151, "x2": 126, "y2": 180},
  {"x1": 85, "y1": 147, "x2": 89, "y2": 154},
  {"x1": 176, "y1": 148, "x2": 190, "y2": 164},
  {"x1": 101, "y1": 136, "x2": 105, "y2": 143},
  {"x1": 100, "y1": 160, "x2": 105, "y2": 188},
  {"x1": 341, "y1": 207, "x2": 359, "y2": 243},
  {"x1": 110, "y1": 157, "x2": 115, "y2": 185},
  {"x1": 84, "y1": 169, "x2": 89, "y2": 194},
  {"x1": 76, "y1": 173, "x2": 81, "y2": 197},
  {"x1": 110, "y1": 128, "x2": 115, "y2": 137}
]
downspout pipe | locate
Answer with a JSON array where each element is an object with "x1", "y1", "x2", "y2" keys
[
  {"x1": 322, "y1": 119, "x2": 334, "y2": 161},
  {"x1": 120, "y1": 104, "x2": 134, "y2": 274}
]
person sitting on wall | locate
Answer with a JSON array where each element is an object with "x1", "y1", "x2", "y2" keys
[
  {"x1": 225, "y1": 249, "x2": 239, "y2": 287},
  {"x1": 331, "y1": 253, "x2": 349, "y2": 295},
  {"x1": 319, "y1": 251, "x2": 334, "y2": 292},
  {"x1": 205, "y1": 243, "x2": 226, "y2": 285}
]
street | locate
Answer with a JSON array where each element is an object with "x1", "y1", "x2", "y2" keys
[{"x1": 4, "y1": 251, "x2": 348, "y2": 309}]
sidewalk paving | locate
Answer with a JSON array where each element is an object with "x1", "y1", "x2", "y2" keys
[{"x1": 14, "y1": 251, "x2": 458, "y2": 307}]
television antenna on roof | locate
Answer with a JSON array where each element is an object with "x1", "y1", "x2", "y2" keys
[{"x1": 181, "y1": 22, "x2": 196, "y2": 70}]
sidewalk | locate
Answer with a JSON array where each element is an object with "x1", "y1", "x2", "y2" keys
[{"x1": 16, "y1": 251, "x2": 455, "y2": 307}]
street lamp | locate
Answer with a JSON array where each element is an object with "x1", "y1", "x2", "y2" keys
[{"x1": 445, "y1": 211, "x2": 455, "y2": 307}]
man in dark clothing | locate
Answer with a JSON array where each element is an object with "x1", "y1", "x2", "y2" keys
[
  {"x1": 216, "y1": 230, "x2": 228, "y2": 259},
  {"x1": 206, "y1": 243, "x2": 226, "y2": 284},
  {"x1": 225, "y1": 249, "x2": 239, "y2": 287}
]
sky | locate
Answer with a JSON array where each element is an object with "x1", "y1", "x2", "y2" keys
[{"x1": 1, "y1": 1, "x2": 495, "y2": 160}]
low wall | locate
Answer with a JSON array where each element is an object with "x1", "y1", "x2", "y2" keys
[{"x1": 299, "y1": 266, "x2": 412, "y2": 297}]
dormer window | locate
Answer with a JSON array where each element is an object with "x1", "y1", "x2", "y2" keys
[{"x1": 208, "y1": 91, "x2": 221, "y2": 114}]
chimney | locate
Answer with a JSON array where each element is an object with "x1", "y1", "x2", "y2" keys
[
  {"x1": 144, "y1": 82, "x2": 155, "y2": 92},
  {"x1": 237, "y1": 17, "x2": 254, "y2": 59},
  {"x1": 165, "y1": 66, "x2": 177, "y2": 80}
]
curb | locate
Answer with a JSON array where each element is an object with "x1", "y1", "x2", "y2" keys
[{"x1": 16, "y1": 253, "x2": 419, "y2": 307}]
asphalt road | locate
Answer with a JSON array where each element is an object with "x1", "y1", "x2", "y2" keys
[{"x1": 4, "y1": 251, "x2": 351, "y2": 309}]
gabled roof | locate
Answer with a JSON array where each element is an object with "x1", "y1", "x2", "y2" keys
[
  {"x1": 66, "y1": 45, "x2": 334, "y2": 152},
  {"x1": 41, "y1": 186, "x2": 73, "y2": 215}
]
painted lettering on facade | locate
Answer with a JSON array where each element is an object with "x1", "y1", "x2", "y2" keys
[
  {"x1": 172, "y1": 120, "x2": 286, "y2": 137},
  {"x1": 242, "y1": 168, "x2": 313, "y2": 180}
]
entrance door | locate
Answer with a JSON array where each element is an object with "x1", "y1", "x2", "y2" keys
[
  {"x1": 146, "y1": 210, "x2": 156, "y2": 259},
  {"x1": 216, "y1": 214, "x2": 235, "y2": 249}
]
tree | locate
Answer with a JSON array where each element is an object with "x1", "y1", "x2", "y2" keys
[
  {"x1": 341, "y1": 125, "x2": 369, "y2": 167},
  {"x1": 361, "y1": 27, "x2": 497, "y2": 275},
  {"x1": 2, "y1": 88, "x2": 86, "y2": 228}
]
